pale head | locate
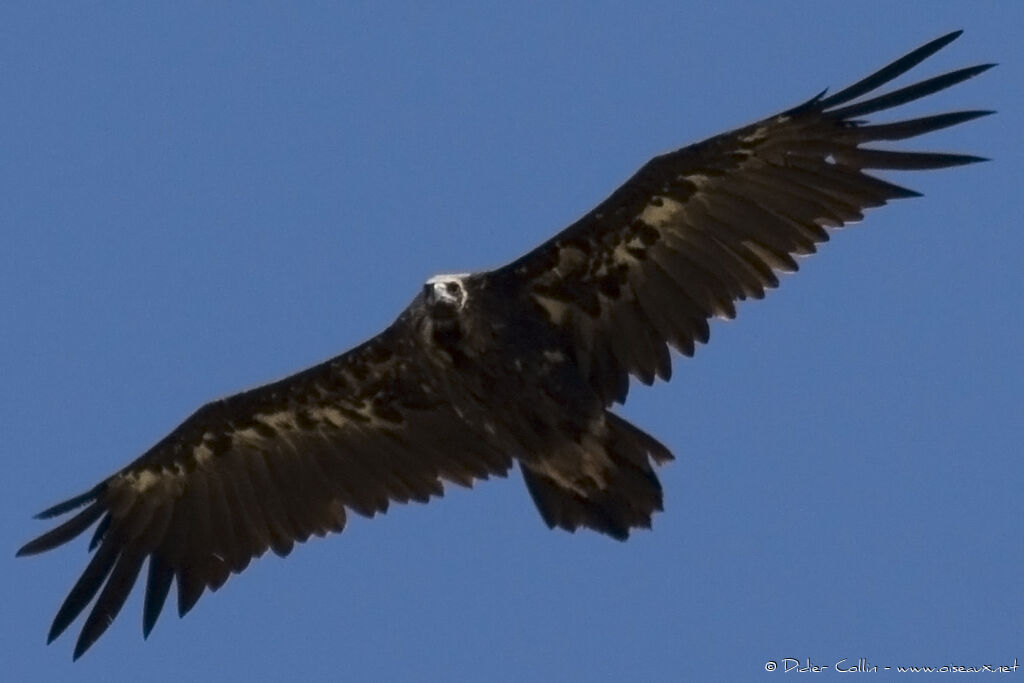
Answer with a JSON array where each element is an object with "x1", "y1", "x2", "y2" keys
[{"x1": 423, "y1": 273, "x2": 470, "y2": 311}]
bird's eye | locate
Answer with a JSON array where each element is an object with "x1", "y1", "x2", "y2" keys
[{"x1": 446, "y1": 282, "x2": 460, "y2": 294}]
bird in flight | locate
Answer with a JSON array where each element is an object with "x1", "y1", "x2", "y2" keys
[{"x1": 19, "y1": 31, "x2": 992, "y2": 659}]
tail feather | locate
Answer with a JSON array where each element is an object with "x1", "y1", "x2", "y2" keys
[{"x1": 522, "y1": 412, "x2": 673, "y2": 540}]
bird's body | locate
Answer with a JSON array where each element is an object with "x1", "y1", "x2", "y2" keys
[{"x1": 19, "y1": 31, "x2": 992, "y2": 659}]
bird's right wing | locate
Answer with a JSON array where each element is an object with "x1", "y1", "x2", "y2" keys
[{"x1": 18, "y1": 321, "x2": 513, "y2": 659}]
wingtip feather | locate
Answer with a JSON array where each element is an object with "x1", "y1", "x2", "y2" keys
[
  {"x1": 17, "y1": 503, "x2": 104, "y2": 557},
  {"x1": 72, "y1": 639, "x2": 90, "y2": 662},
  {"x1": 818, "y1": 30, "x2": 971, "y2": 111},
  {"x1": 34, "y1": 486, "x2": 102, "y2": 520}
]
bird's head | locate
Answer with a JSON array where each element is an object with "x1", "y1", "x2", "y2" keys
[
  {"x1": 423, "y1": 273, "x2": 470, "y2": 316},
  {"x1": 416, "y1": 273, "x2": 473, "y2": 353}
]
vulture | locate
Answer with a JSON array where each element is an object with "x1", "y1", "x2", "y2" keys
[{"x1": 19, "y1": 31, "x2": 992, "y2": 659}]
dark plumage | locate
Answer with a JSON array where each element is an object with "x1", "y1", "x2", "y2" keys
[{"x1": 19, "y1": 31, "x2": 992, "y2": 659}]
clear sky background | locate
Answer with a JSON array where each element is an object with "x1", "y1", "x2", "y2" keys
[{"x1": 2, "y1": 3, "x2": 1021, "y2": 681}]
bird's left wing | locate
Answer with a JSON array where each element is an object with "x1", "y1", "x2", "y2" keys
[
  {"x1": 18, "y1": 323, "x2": 513, "y2": 659},
  {"x1": 484, "y1": 32, "x2": 992, "y2": 406}
]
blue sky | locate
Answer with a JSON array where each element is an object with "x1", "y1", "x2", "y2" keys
[{"x1": 3, "y1": 3, "x2": 1021, "y2": 681}]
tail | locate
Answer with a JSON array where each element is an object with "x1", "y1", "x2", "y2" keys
[{"x1": 521, "y1": 412, "x2": 674, "y2": 540}]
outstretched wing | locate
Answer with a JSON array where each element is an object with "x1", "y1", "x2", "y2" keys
[
  {"x1": 17, "y1": 321, "x2": 513, "y2": 659},
  {"x1": 485, "y1": 31, "x2": 992, "y2": 406}
]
